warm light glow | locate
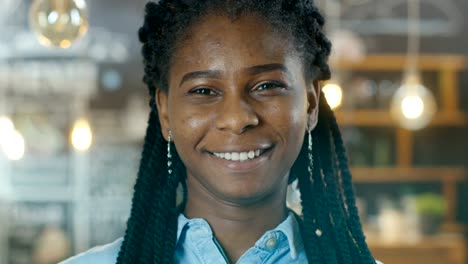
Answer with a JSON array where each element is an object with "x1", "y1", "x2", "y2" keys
[
  {"x1": 401, "y1": 95, "x2": 424, "y2": 119},
  {"x1": 391, "y1": 79, "x2": 436, "y2": 130},
  {"x1": 0, "y1": 116, "x2": 15, "y2": 139},
  {"x1": 0, "y1": 116, "x2": 26, "y2": 160},
  {"x1": 322, "y1": 83, "x2": 343, "y2": 109},
  {"x1": 1, "y1": 130, "x2": 26, "y2": 161},
  {"x1": 29, "y1": 0, "x2": 89, "y2": 48},
  {"x1": 59, "y1": 39, "x2": 72, "y2": 48},
  {"x1": 71, "y1": 119, "x2": 92, "y2": 151}
]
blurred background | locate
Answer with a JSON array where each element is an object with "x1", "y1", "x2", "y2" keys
[{"x1": 0, "y1": 0, "x2": 467, "y2": 263}]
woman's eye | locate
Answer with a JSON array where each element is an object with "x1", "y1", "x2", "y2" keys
[
  {"x1": 190, "y1": 88, "x2": 217, "y2": 96},
  {"x1": 254, "y1": 82, "x2": 286, "y2": 91}
]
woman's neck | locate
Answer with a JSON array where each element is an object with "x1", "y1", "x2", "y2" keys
[{"x1": 184, "y1": 179, "x2": 289, "y2": 263}]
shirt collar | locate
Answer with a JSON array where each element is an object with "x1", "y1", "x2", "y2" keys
[
  {"x1": 176, "y1": 211, "x2": 304, "y2": 260},
  {"x1": 273, "y1": 211, "x2": 304, "y2": 259}
]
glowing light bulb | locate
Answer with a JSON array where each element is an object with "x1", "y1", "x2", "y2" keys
[
  {"x1": 322, "y1": 82, "x2": 343, "y2": 109},
  {"x1": 0, "y1": 116, "x2": 15, "y2": 140},
  {"x1": 391, "y1": 76, "x2": 436, "y2": 130},
  {"x1": 401, "y1": 95, "x2": 424, "y2": 119},
  {"x1": 0, "y1": 116, "x2": 25, "y2": 160},
  {"x1": 1, "y1": 130, "x2": 26, "y2": 161},
  {"x1": 29, "y1": 0, "x2": 89, "y2": 48},
  {"x1": 71, "y1": 119, "x2": 92, "y2": 151}
]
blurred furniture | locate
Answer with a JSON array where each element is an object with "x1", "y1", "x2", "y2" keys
[
  {"x1": 369, "y1": 235, "x2": 466, "y2": 264},
  {"x1": 334, "y1": 54, "x2": 467, "y2": 264}
]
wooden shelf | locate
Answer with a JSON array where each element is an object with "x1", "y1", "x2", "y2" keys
[
  {"x1": 335, "y1": 110, "x2": 467, "y2": 127},
  {"x1": 352, "y1": 167, "x2": 465, "y2": 227},
  {"x1": 368, "y1": 235, "x2": 466, "y2": 264},
  {"x1": 334, "y1": 54, "x2": 466, "y2": 71},
  {"x1": 332, "y1": 54, "x2": 466, "y2": 114},
  {"x1": 368, "y1": 234, "x2": 465, "y2": 248},
  {"x1": 334, "y1": 55, "x2": 467, "y2": 264},
  {"x1": 351, "y1": 167, "x2": 466, "y2": 183}
]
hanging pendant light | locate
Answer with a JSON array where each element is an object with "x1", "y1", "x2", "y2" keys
[
  {"x1": 29, "y1": 0, "x2": 89, "y2": 48},
  {"x1": 323, "y1": 82, "x2": 343, "y2": 110},
  {"x1": 70, "y1": 118, "x2": 92, "y2": 152},
  {"x1": 391, "y1": 73, "x2": 436, "y2": 130},
  {"x1": 322, "y1": 1, "x2": 345, "y2": 111},
  {"x1": 390, "y1": 0, "x2": 436, "y2": 130}
]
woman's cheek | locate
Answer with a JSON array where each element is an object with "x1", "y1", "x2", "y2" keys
[
  {"x1": 276, "y1": 98, "x2": 307, "y2": 129},
  {"x1": 175, "y1": 110, "x2": 213, "y2": 141}
]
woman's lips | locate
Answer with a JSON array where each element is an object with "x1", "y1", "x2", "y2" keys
[{"x1": 207, "y1": 146, "x2": 274, "y2": 173}]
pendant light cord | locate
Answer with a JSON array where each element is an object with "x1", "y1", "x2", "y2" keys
[{"x1": 406, "y1": 0, "x2": 420, "y2": 81}]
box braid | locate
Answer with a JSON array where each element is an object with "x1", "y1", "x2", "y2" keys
[
  {"x1": 290, "y1": 93, "x2": 377, "y2": 264},
  {"x1": 117, "y1": 0, "x2": 377, "y2": 263}
]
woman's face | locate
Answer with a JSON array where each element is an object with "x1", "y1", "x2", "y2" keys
[{"x1": 156, "y1": 13, "x2": 319, "y2": 205}]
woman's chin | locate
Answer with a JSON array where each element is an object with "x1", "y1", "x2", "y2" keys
[{"x1": 214, "y1": 185, "x2": 280, "y2": 206}]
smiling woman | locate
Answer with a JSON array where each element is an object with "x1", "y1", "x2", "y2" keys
[{"x1": 60, "y1": 0, "x2": 379, "y2": 264}]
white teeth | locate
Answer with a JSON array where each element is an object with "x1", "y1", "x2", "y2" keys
[
  {"x1": 239, "y1": 152, "x2": 248, "y2": 161},
  {"x1": 231, "y1": 152, "x2": 239, "y2": 161},
  {"x1": 213, "y1": 149, "x2": 264, "y2": 162}
]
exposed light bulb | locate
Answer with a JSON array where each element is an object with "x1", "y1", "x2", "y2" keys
[
  {"x1": 71, "y1": 119, "x2": 92, "y2": 151},
  {"x1": 1, "y1": 130, "x2": 26, "y2": 161},
  {"x1": 0, "y1": 116, "x2": 26, "y2": 160},
  {"x1": 322, "y1": 82, "x2": 343, "y2": 110},
  {"x1": 0, "y1": 116, "x2": 15, "y2": 140},
  {"x1": 391, "y1": 75, "x2": 436, "y2": 130},
  {"x1": 29, "y1": 0, "x2": 89, "y2": 48},
  {"x1": 401, "y1": 95, "x2": 424, "y2": 119}
]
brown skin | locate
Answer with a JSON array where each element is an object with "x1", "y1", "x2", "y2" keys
[{"x1": 156, "y1": 14, "x2": 320, "y2": 263}]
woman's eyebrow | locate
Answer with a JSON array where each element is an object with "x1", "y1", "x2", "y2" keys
[
  {"x1": 179, "y1": 63, "x2": 290, "y2": 86},
  {"x1": 245, "y1": 63, "x2": 289, "y2": 76},
  {"x1": 179, "y1": 69, "x2": 222, "y2": 86}
]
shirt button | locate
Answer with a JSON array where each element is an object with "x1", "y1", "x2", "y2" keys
[{"x1": 266, "y1": 237, "x2": 277, "y2": 249}]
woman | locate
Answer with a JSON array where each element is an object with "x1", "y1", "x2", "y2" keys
[{"x1": 61, "y1": 0, "x2": 379, "y2": 263}]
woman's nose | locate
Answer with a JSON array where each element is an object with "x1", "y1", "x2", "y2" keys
[{"x1": 215, "y1": 95, "x2": 259, "y2": 134}]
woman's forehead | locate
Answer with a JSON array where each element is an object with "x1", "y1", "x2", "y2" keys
[{"x1": 170, "y1": 14, "x2": 300, "y2": 77}]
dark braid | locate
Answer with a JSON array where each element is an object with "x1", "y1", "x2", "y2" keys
[
  {"x1": 117, "y1": 0, "x2": 377, "y2": 263},
  {"x1": 327, "y1": 105, "x2": 376, "y2": 263}
]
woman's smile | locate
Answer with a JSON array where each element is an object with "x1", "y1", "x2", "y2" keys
[{"x1": 206, "y1": 144, "x2": 275, "y2": 173}]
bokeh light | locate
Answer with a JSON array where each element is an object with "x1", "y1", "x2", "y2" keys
[
  {"x1": 1, "y1": 130, "x2": 26, "y2": 161},
  {"x1": 322, "y1": 82, "x2": 343, "y2": 110},
  {"x1": 391, "y1": 80, "x2": 436, "y2": 130},
  {"x1": 71, "y1": 119, "x2": 92, "y2": 151},
  {"x1": 0, "y1": 116, "x2": 15, "y2": 140},
  {"x1": 29, "y1": 0, "x2": 89, "y2": 48},
  {"x1": 401, "y1": 95, "x2": 424, "y2": 119},
  {"x1": 0, "y1": 116, "x2": 26, "y2": 161}
]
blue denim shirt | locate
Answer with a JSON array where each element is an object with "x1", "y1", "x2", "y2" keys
[{"x1": 59, "y1": 211, "x2": 308, "y2": 263}]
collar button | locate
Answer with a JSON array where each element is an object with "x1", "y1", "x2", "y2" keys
[{"x1": 266, "y1": 237, "x2": 277, "y2": 249}]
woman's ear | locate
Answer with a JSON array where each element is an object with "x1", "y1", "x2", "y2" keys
[
  {"x1": 155, "y1": 88, "x2": 170, "y2": 141},
  {"x1": 307, "y1": 80, "x2": 321, "y2": 130}
]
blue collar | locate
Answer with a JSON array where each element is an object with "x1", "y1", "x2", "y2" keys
[{"x1": 176, "y1": 211, "x2": 304, "y2": 260}]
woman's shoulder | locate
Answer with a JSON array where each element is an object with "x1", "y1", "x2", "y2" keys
[{"x1": 58, "y1": 237, "x2": 123, "y2": 264}]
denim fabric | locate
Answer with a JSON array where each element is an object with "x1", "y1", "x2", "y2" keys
[{"x1": 59, "y1": 211, "x2": 308, "y2": 264}]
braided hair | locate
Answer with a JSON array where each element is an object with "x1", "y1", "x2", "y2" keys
[{"x1": 117, "y1": 0, "x2": 377, "y2": 263}]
